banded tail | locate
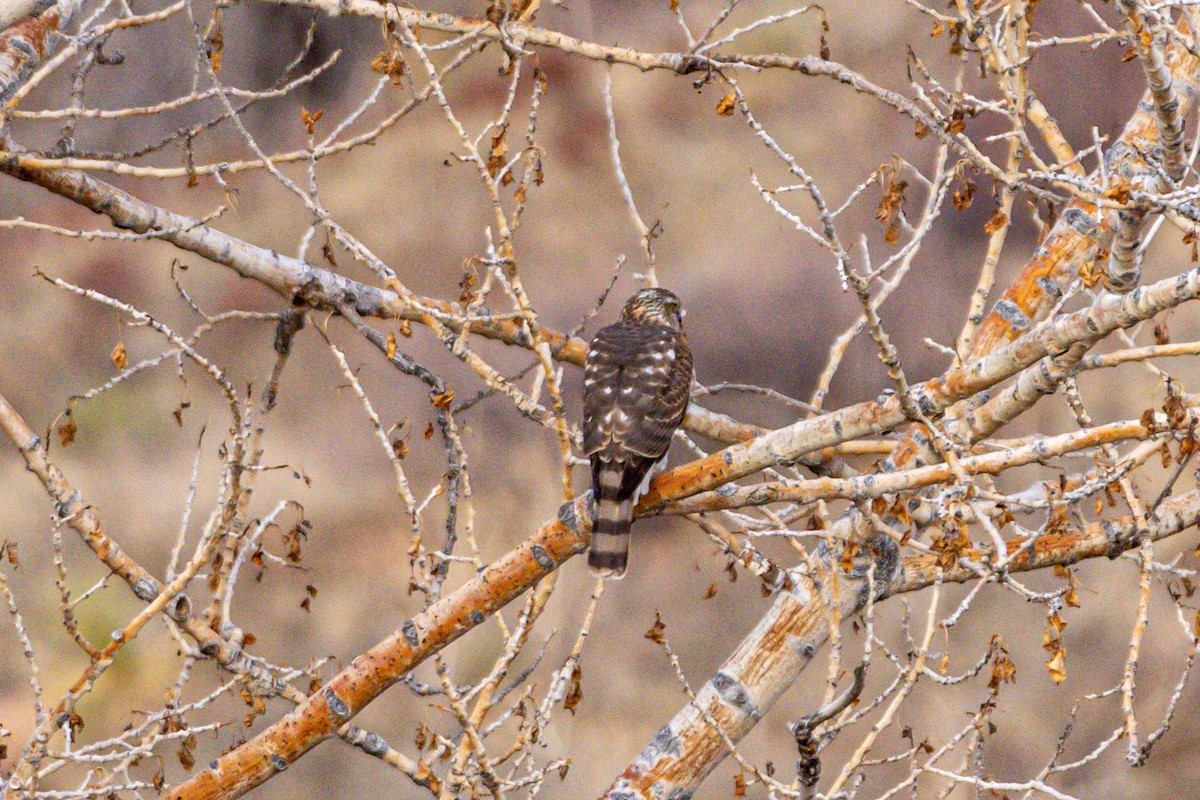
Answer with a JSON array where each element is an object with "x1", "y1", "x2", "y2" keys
[{"x1": 589, "y1": 456, "x2": 653, "y2": 578}]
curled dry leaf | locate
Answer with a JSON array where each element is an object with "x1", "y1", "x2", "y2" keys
[
  {"x1": 984, "y1": 210, "x2": 1008, "y2": 235},
  {"x1": 57, "y1": 415, "x2": 76, "y2": 446},
  {"x1": 645, "y1": 611, "x2": 667, "y2": 644},
  {"x1": 1045, "y1": 648, "x2": 1067, "y2": 684},
  {"x1": 989, "y1": 636, "x2": 1016, "y2": 691},
  {"x1": 300, "y1": 107, "x2": 323, "y2": 135},
  {"x1": 109, "y1": 341, "x2": 127, "y2": 370},
  {"x1": 563, "y1": 663, "x2": 583, "y2": 714}
]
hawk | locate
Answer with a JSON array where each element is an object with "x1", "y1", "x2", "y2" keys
[{"x1": 582, "y1": 288, "x2": 693, "y2": 578}]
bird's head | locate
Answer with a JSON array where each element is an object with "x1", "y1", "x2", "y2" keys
[{"x1": 621, "y1": 287, "x2": 685, "y2": 330}]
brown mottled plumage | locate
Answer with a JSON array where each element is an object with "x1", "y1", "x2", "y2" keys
[{"x1": 582, "y1": 288, "x2": 693, "y2": 578}]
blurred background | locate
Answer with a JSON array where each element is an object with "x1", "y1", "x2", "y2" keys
[{"x1": 2, "y1": 0, "x2": 1199, "y2": 797}]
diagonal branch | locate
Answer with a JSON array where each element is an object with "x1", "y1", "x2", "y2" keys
[
  {"x1": 161, "y1": 495, "x2": 592, "y2": 800},
  {"x1": 0, "y1": 156, "x2": 760, "y2": 445},
  {"x1": 640, "y1": 263, "x2": 1200, "y2": 510},
  {"x1": 1105, "y1": 1, "x2": 1191, "y2": 290},
  {"x1": 606, "y1": 486, "x2": 1200, "y2": 799}
]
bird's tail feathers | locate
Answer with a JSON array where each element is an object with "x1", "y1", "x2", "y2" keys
[{"x1": 589, "y1": 495, "x2": 632, "y2": 579}]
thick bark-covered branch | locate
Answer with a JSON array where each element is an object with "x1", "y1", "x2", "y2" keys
[
  {"x1": 0, "y1": 152, "x2": 581, "y2": 351},
  {"x1": 966, "y1": 9, "x2": 1200, "y2": 348},
  {"x1": 607, "y1": 488, "x2": 1200, "y2": 799},
  {"x1": 1104, "y1": 3, "x2": 1191, "y2": 290},
  {"x1": 660, "y1": 418, "x2": 1159, "y2": 516},
  {"x1": 640, "y1": 265, "x2": 1200, "y2": 510},
  {"x1": 161, "y1": 496, "x2": 590, "y2": 800},
  {"x1": 157, "y1": 468, "x2": 1200, "y2": 800},
  {"x1": 0, "y1": 0, "x2": 80, "y2": 106}
]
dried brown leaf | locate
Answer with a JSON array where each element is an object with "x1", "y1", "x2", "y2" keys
[
  {"x1": 1154, "y1": 319, "x2": 1170, "y2": 345},
  {"x1": 177, "y1": 732, "x2": 196, "y2": 771},
  {"x1": 988, "y1": 636, "x2": 1016, "y2": 690},
  {"x1": 1103, "y1": 178, "x2": 1132, "y2": 203},
  {"x1": 1079, "y1": 255, "x2": 1105, "y2": 288},
  {"x1": 283, "y1": 522, "x2": 306, "y2": 563},
  {"x1": 300, "y1": 107, "x2": 324, "y2": 135},
  {"x1": 984, "y1": 211, "x2": 1008, "y2": 235},
  {"x1": 487, "y1": 128, "x2": 509, "y2": 179},
  {"x1": 839, "y1": 540, "x2": 859, "y2": 573},
  {"x1": 206, "y1": 22, "x2": 224, "y2": 73},
  {"x1": 58, "y1": 416, "x2": 76, "y2": 446},
  {"x1": 110, "y1": 341, "x2": 127, "y2": 370},
  {"x1": 370, "y1": 51, "x2": 406, "y2": 84},
  {"x1": 645, "y1": 611, "x2": 667, "y2": 644},
  {"x1": 1045, "y1": 648, "x2": 1067, "y2": 683},
  {"x1": 563, "y1": 662, "x2": 583, "y2": 714}
]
